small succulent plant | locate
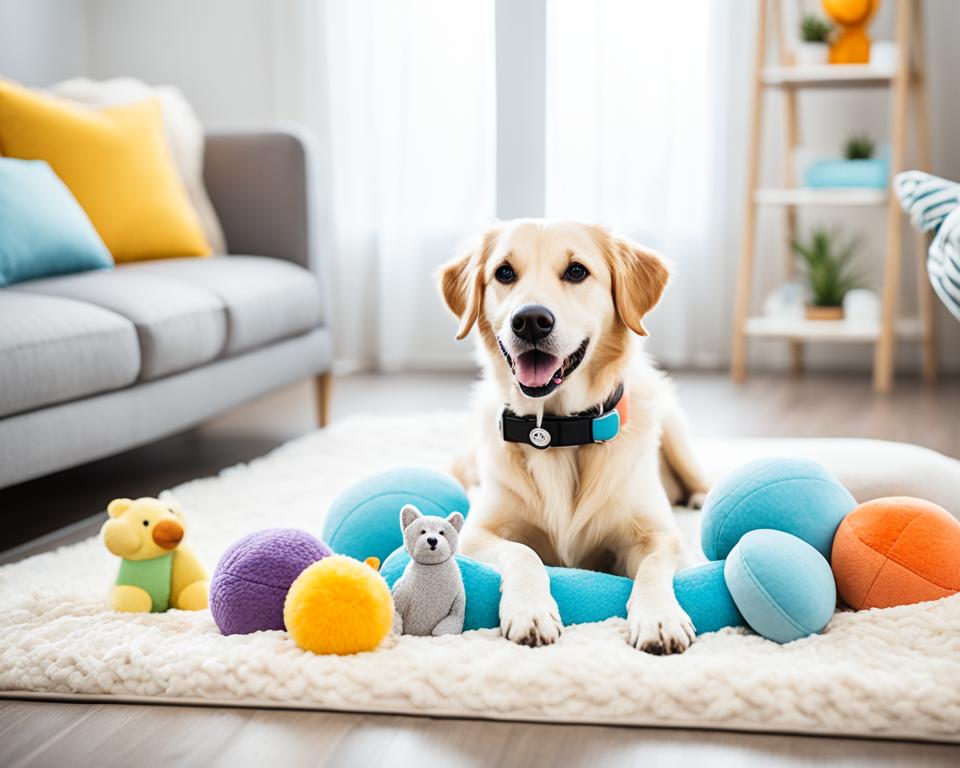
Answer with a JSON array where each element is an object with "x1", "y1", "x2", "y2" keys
[
  {"x1": 845, "y1": 134, "x2": 876, "y2": 160},
  {"x1": 792, "y1": 228, "x2": 863, "y2": 307},
  {"x1": 800, "y1": 14, "x2": 832, "y2": 43}
]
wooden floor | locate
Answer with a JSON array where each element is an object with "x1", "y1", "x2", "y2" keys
[
  {"x1": 2, "y1": 370, "x2": 959, "y2": 766},
  {"x1": 2, "y1": 700, "x2": 958, "y2": 768}
]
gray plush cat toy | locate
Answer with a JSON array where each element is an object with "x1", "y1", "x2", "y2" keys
[{"x1": 391, "y1": 504, "x2": 466, "y2": 636}]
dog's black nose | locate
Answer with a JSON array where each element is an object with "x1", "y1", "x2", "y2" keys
[
  {"x1": 427, "y1": 537, "x2": 438, "y2": 549},
  {"x1": 511, "y1": 305, "x2": 555, "y2": 342}
]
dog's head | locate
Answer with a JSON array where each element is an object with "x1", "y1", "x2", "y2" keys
[{"x1": 438, "y1": 220, "x2": 669, "y2": 407}]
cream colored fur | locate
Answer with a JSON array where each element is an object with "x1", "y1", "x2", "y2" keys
[{"x1": 438, "y1": 220, "x2": 709, "y2": 653}]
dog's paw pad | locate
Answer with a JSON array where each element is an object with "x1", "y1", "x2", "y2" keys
[
  {"x1": 628, "y1": 605, "x2": 696, "y2": 655},
  {"x1": 501, "y1": 599, "x2": 562, "y2": 647}
]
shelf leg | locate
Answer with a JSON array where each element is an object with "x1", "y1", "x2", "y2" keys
[
  {"x1": 911, "y1": 0, "x2": 938, "y2": 385},
  {"x1": 731, "y1": 0, "x2": 768, "y2": 383},
  {"x1": 873, "y1": 0, "x2": 912, "y2": 394},
  {"x1": 783, "y1": 90, "x2": 803, "y2": 374},
  {"x1": 772, "y1": 0, "x2": 803, "y2": 376},
  {"x1": 915, "y1": 227, "x2": 938, "y2": 384}
]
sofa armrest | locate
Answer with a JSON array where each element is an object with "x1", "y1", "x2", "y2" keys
[{"x1": 203, "y1": 130, "x2": 312, "y2": 270}]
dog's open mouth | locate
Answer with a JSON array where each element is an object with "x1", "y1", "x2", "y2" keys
[{"x1": 497, "y1": 338, "x2": 589, "y2": 398}]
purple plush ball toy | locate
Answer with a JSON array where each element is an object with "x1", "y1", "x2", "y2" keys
[{"x1": 210, "y1": 528, "x2": 332, "y2": 635}]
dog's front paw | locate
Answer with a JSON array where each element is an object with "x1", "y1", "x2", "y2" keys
[
  {"x1": 627, "y1": 600, "x2": 696, "y2": 655},
  {"x1": 500, "y1": 591, "x2": 562, "y2": 647},
  {"x1": 687, "y1": 492, "x2": 708, "y2": 510}
]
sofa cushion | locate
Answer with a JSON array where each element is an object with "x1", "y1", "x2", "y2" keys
[
  {"x1": 0, "y1": 158, "x2": 113, "y2": 287},
  {"x1": 0, "y1": 291, "x2": 140, "y2": 418},
  {"x1": 0, "y1": 80, "x2": 210, "y2": 261},
  {"x1": 13, "y1": 270, "x2": 227, "y2": 380},
  {"x1": 121, "y1": 256, "x2": 322, "y2": 354}
]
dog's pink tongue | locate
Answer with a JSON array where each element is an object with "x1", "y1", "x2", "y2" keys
[{"x1": 515, "y1": 351, "x2": 560, "y2": 388}]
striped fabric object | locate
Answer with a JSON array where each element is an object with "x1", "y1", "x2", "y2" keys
[{"x1": 895, "y1": 171, "x2": 960, "y2": 323}]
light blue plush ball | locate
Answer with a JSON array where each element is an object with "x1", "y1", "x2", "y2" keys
[
  {"x1": 700, "y1": 457, "x2": 856, "y2": 561},
  {"x1": 724, "y1": 529, "x2": 837, "y2": 644},
  {"x1": 381, "y1": 548, "x2": 744, "y2": 635},
  {"x1": 323, "y1": 468, "x2": 470, "y2": 563}
]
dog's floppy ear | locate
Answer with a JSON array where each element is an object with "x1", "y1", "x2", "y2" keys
[
  {"x1": 594, "y1": 227, "x2": 670, "y2": 337},
  {"x1": 400, "y1": 504, "x2": 422, "y2": 530},
  {"x1": 437, "y1": 226, "x2": 499, "y2": 339},
  {"x1": 446, "y1": 511, "x2": 464, "y2": 533}
]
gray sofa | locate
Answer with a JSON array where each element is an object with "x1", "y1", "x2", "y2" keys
[{"x1": 0, "y1": 130, "x2": 333, "y2": 489}]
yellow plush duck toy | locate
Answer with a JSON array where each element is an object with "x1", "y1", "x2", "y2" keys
[
  {"x1": 101, "y1": 497, "x2": 209, "y2": 613},
  {"x1": 822, "y1": 0, "x2": 880, "y2": 64}
]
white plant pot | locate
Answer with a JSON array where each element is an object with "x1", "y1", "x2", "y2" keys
[
  {"x1": 870, "y1": 41, "x2": 898, "y2": 73},
  {"x1": 843, "y1": 289, "x2": 881, "y2": 324},
  {"x1": 795, "y1": 42, "x2": 829, "y2": 66}
]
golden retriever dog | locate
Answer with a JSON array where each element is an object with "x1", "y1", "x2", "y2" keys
[{"x1": 437, "y1": 219, "x2": 709, "y2": 654}]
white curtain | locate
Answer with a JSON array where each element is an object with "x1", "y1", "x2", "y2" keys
[
  {"x1": 319, "y1": 0, "x2": 496, "y2": 371},
  {"x1": 545, "y1": 0, "x2": 750, "y2": 367},
  {"x1": 285, "y1": 0, "x2": 748, "y2": 371}
]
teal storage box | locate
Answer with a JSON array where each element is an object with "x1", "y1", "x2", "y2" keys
[
  {"x1": 0, "y1": 158, "x2": 112, "y2": 287},
  {"x1": 804, "y1": 158, "x2": 889, "y2": 189}
]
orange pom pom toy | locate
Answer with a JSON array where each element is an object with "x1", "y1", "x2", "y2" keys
[{"x1": 831, "y1": 497, "x2": 960, "y2": 611}]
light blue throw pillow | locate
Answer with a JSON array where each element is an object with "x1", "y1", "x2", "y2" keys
[{"x1": 0, "y1": 158, "x2": 112, "y2": 287}]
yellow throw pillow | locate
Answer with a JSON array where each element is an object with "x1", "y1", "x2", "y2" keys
[{"x1": 0, "y1": 80, "x2": 210, "y2": 262}]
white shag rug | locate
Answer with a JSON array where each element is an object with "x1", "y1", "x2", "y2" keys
[{"x1": 3, "y1": 413, "x2": 960, "y2": 743}]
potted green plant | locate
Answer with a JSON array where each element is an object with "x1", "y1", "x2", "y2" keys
[
  {"x1": 797, "y1": 14, "x2": 832, "y2": 65},
  {"x1": 791, "y1": 228, "x2": 862, "y2": 320},
  {"x1": 803, "y1": 133, "x2": 889, "y2": 189},
  {"x1": 844, "y1": 134, "x2": 875, "y2": 160}
]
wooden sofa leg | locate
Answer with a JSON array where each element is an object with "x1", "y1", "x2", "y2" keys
[{"x1": 315, "y1": 372, "x2": 333, "y2": 428}]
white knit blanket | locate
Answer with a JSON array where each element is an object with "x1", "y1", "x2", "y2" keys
[{"x1": 2, "y1": 414, "x2": 959, "y2": 742}]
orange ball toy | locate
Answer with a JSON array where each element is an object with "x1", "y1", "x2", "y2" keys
[{"x1": 831, "y1": 497, "x2": 960, "y2": 610}]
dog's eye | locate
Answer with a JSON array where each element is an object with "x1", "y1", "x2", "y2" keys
[
  {"x1": 563, "y1": 262, "x2": 589, "y2": 283},
  {"x1": 439, "y1": 530, "x2": 445, "y2": 536},
  {"x1": 494, "y1": 263, "x2": 517, "y2": 284},
  {"x1": 421, "y1": 530, "x2": 426, "y2": 535},
  {"x1": 142, "y1": 520, "x2": 149, "y2": 527}
]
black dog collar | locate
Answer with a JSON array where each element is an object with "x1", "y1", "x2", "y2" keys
[{"x1": 499, "y1": 383, "x2": 626, "y2": 450}]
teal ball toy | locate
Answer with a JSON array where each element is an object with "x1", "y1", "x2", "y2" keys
[
  {"x1": 381, "y1": 548, "x2": 744, "y2": 635},
  {"x1": 323, "y1": 468, "x2": 469, "y2": 563},
  {"x1": 700, "y1": 457, "x2": 856, "y2": 562},
  {"x1": 724, "y1": 529, "x2": 837, "y2": 644}
]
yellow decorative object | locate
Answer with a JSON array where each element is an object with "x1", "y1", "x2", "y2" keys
[
  {"x1": 284, "y1": 555, "x2": 394, "y2": 655},
  {"x1": 0, "y1": 80, "x2": 210, "y2": 262},
  {"x1": 822, "y1": 0, "x2": 880, "y2": 64},
  {"x1": 101, "y1": 497, "x2": 209, "y2": 613}
]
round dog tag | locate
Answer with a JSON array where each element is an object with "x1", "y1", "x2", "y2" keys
[{"x1": 529, "y1": 427, "x2": 551, "y2": 448}]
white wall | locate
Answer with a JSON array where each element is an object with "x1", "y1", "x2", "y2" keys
[
  {"x1": 84, "y1": 0, "x2": 279, "y2": 125},
  {"x1": 0, "y1": 0, "x2": 88, "y2": 85},
  {"x1": 495, "y1": 0, "x2": 546, "y2": 219},
  {"x1": 0, "y1": 0, "x2": 282, "y2": 124}
]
